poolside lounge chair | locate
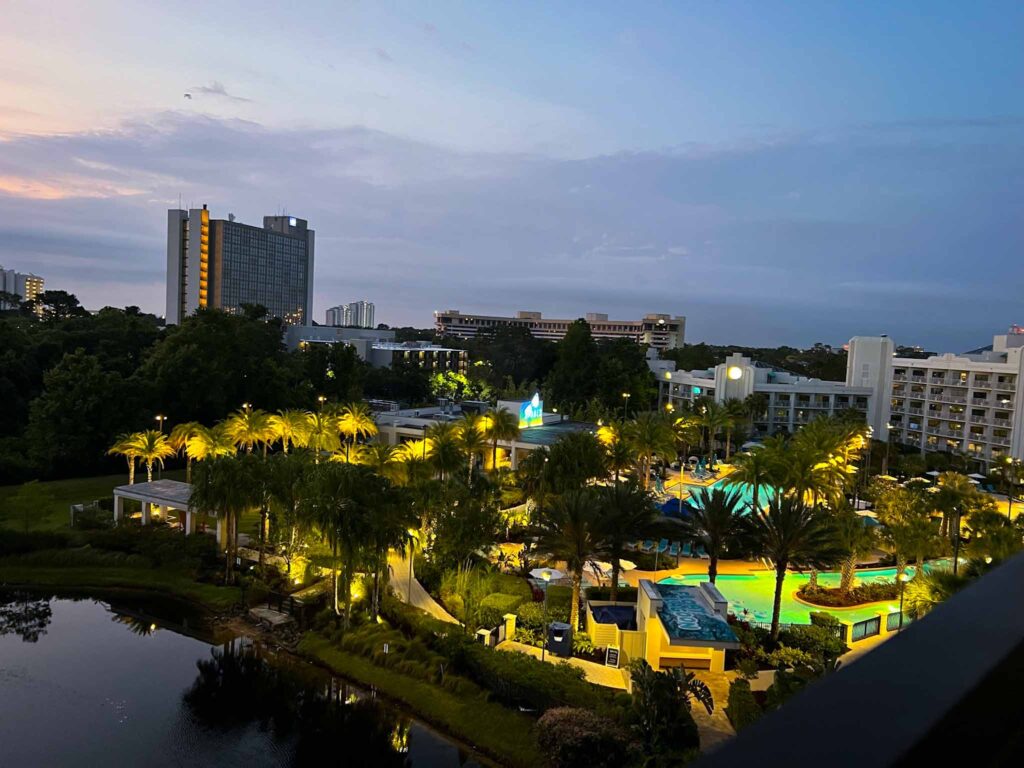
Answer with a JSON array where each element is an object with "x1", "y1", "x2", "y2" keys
[
  {"x1": 667, "y1": 542, "x2": 680, "y2": 557},
  {"x1": 640, "y1": 540, "x2": 656, "y2": 553},
  {"x1": 681, "y1": 541, "x2": 693, "y2": 557},
  {"x1": 656, "y1": 538, "x2": 669, "y2": 554}
]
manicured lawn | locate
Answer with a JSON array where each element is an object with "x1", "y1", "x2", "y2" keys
[
  {"x1": 299, "y1": 633, "x2": 543, "y2": 768},
  {"x1": 0, "y1": 470, "x2": 186, "y2": 532},
  {"x1": 0, "y1": 562, "x2": 241, "y2": 611}
]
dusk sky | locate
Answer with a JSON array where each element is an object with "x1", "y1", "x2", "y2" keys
[{"x1": 1, "y1": 1, "x2": 1022, "y2": 349}]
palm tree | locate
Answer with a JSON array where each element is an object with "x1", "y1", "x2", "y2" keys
[
  {"x1": 224, "y1": 407, "x2": 274, "y2": 455},
  {"x1": 695, "y1": 399, "x2": 728, "y2": 462},
  {"x1": 364, "y1": 486, "x2": 416, "y2": 620},
  {"x1": 482, "y1": 406, "x2": 520, "y2": 472},
  {"x1": 108, "y1": 433, "x2": 141, "y2": 485},
  {"x1": 833, "y1": 505, "x2": 876, "y2": 594},
  {"x1": 533, "y1": 489, "x2": 604, "y2": 630},
  {"x1": 626, "y1": 412, "x2": 676, "y2": 491},
  {"x1": 191, "y1": 457, "x2": 255, "y2": 582},
  {"x1": 134, "y1": 430, "x2": 175, "y2": 483},
  {"x1": 721, "y1": 399, "x2": 747, "y2": 460},
  {"x1": 875, "y1": 485, "x2": 937, "y2": 580},
  {"x1": 455, "y1": 413, "x2": 489, "y2": 481},
  {"x1": 269, "y1": 409, "x2": 310, "y2": 454},
  {"x1": 596, "y1": 480, "x2": 661, "y2": 600},
  {"x1": 597, "y1": 421, "x2": 632, "y2": 482},
  {"x1": 672, "y1": 412, "x2": 702, "y2": 463},
  {"x1": 266, "y1": 453, "x2": 312, "y2": 579},
  {"x1": 305, "y1": 411, "x2": 341, "y2": 462},
  {"x1": 546, "y1": 430, "x2": 608, "y2": 492},
  {"x1": 727, "y1": 443, "x2": 777, "y2": 513},
  {"x1": 684, "y1": 487, "x2": 749, "y2": 583},
  {"x1": 750, "y1": 496, "x2": 843, "y2": 640},
  {"x1": 935, "y1": 472, "x2": 975, "y2": 538},
  {"x1": 185, "y1": 424, "x2": 235, "y2": 465},
  {"x1": 744, "y1": 392, "x2": 769, "y2": 434},
  {"x1": 903, "y1": 566, "x2": 970, "y2": 620},
  {"x1": 361, "y1": 442, "x2": 403, "y2": 483},
  {"x1": 335, "y1": 402, "x2": 378, "y2": 462},
  {"x1": 426, "y1": 421, "x2": 464, "y2": 482},
  {"x1": 169, "y1": 421, "x2": 203, "y2": 482}
]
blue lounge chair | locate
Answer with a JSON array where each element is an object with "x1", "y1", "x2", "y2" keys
[
  {"x1": 640, "y1": 540, "x2": 656, "y2": 553},
  {"x1": 667, "y1": 542, "x2": 680, "y2": 557},
  {"x1": 681, "y1": 541, "x2": 693, "y2": 557},
  {"x1": 656, "y1": 538, "x2": 669, "y2": 554}
]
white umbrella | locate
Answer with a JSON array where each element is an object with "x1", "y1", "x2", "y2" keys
[
  {"x1": 968, "y1": 478, "x2": 980, "y2": 485},
  {"x1": 529, "y1": 567, "x2": 564, "y2": 582},
  {"x1": 925, "y1": 470, "x2": 941, "y2": 478},
  {"x1": 968, "y1": 473, "x2": 987, "y2": 480}
]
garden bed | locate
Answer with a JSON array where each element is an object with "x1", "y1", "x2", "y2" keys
[{"x1": 796, "y1": 581, "x2": 898, "y2": 608}]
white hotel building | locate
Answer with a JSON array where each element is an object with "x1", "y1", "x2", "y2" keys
[{"x1": 654, "y1": 331, "x2": 1024, "y2": 467}]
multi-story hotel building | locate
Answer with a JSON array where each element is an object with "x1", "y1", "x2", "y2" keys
[
  {"x1": 888, "y1": 330, "x2": 1024, "y2": 465},
  {"x1": 654, "y1": 331, "x2": 1024, "y2": 468},
  {"x1": 435, "y1": 309, "x2": 685, "y2": 349},
  {"x1": 654, "y1": 341, "x2": 890, "y2": 438},
  {"x1": 166, "y1": 206, "x2": 315, "y2": 325},
  {"x1": 326, "y1": 300, "x2": 375, "y2": 328},
  {"x1": 0, "y1": 265, "x2": 45, "y2": 310}
]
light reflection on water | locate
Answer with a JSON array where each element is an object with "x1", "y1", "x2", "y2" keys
[{"x1": 0, "y1": 592, "x2": 487, "y2": 767}]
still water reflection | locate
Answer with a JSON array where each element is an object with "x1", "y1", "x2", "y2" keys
[{"x1": 0, "y1": 592, "x2": 488, "y2": 767}]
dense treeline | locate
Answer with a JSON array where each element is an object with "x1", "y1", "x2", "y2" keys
[{"x1": 662, "y1": 341, "x2": 848, "y2": 381}]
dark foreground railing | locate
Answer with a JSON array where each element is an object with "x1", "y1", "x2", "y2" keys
[{"x1": 696, "y1": 552, "x2": 1024, "y2": 767}]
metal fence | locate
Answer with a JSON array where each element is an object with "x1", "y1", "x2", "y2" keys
[
  {"x1": 742, "y1": 620, "x2": 845, "y2": 640},
  {"x1": 851, "y1": 616, "x2": 881, "y2": 642},
  {"x1": 885, "y1": 611, "x2": 910, "y2": 632}
]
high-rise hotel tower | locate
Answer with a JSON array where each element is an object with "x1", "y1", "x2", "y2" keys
[{"x1": 166, "y1": 206, "x2": 315, "y2": 325}]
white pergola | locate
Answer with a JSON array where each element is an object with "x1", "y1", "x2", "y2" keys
[{"x1": 112, "y1": 479, "x2": 227, "y2": 545}]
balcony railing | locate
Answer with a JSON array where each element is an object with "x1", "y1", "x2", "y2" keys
[{"x1": 994, "y1": 382, "x2": 1016, "y2": 391}]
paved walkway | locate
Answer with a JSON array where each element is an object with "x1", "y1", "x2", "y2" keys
[
  {"x1": 387, "y1": 552, "x2": 460, "y2": 624},
  {"x1": 690, "y1": 671, "x2": 737, "y2": 751}
]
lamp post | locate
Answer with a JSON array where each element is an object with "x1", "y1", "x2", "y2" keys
[
  {"x1": 317, "y1": 395, "x2": 326, "y2": 411},
  {"x1": 540, "y1": 569, "x2": 552, "y2": 662},
  {"x1": 898, "y1": 572, "x2": 909, "y2": 631},
  {"x1": 621, "y1": 392, "x2": 631, "y2": 421},
  {"x1": 155, "y1": 414, "x2": 167, "y2": 433},
  {"x1": 406, "y1": 528, "x2": 418, "y2": 604},
  {"x1": 242, "y1": 402, "x2": 252, "y2": 414},
  {"x1": 952, "y1": 505, "x2": 962, "y2": 576}
]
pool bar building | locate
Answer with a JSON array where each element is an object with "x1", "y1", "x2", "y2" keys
[{"x1": 586, "y1": 579, "x2": 739, "y2": 672}]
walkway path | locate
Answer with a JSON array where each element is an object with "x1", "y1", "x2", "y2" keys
[{"x1": 387, "y1": 552, "x2": 460, "y2": 624}]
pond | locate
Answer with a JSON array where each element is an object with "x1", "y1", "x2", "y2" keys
[{"x1": 0, "y1": 591, "x2": 489, "y2": 767}]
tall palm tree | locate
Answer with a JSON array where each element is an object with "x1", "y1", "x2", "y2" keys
[
  {"x1": 482, "y1": 406, "x2": 520, "y2": 472},
  {"x1": 335, "y1": 402, "x2": 378, "y2": 462},
  {"x1": 191, "y1": 457, "x2": 255, "y2": 582},
  {"x1": 935, "y1": 471, "x2": 975, "y2": 539},
  {"x1": 875, "y1": 485, "x2": 937, "y2": 580},
  {"x1": 596, "y1": 480, "x2": 661, "y2": 600},
  {"x1": 455, "y1": 413, "x2": 489, "y2": 481},
  {"x1": 750, "y1": 496, "x2": 843, "y2": 640},
  {"x1": 833, "y1": 504, "x2": 877, "y2": 594},
  {"x1": 304, "y1": 411, "x2": 341, "y2": 462},
  {"x1": 185, "y1": 424, "x2": 235, "y2": 466},
  {"x1": 364, "y1": 486, "x2": 416, "y2": 619},
  {"x1": 426, "y1": 421, "x2": 464, "y2": 482},
  {"x1": 626, "y1": 412, "x2": 676, "y2": 490},
  {"x1": 224, "y1": 408, "x2": 274, "y2": 455},
  {"x1": 903, "y1": 566, "x2": 970, "y2": 620},
  {"x1": 361, "y1": 442, "x2": 402, "y2": 483},
  {"x1": 684, "y1": 487, "x2": 749, "y2": 583},
  {"x1": 721, "y1": 399, "x2": 747, "y2": 460},
  {"x1": 169, "y1": 421, "x2": 203, "y2": 482},
  {"x1": 269, "y1": 409, "x2": 310, "y2": 454},
  {"x1": 744, "y1": 392, "x2": 770, "y2": 434},
  {"x1": 598, "y1": 420, "x2": 633, "y2": 482},
  {"x1": 672, "y1": 411, "x2": 702, "y2": 463},
  {"x1": 695, "y1": 399, "x2": 728, "y2": 462},
  {"x1": 108, "y1": 433, "x2": 141, "y2": 485},
  {"x1": 533, "y1": 489, "x2": 604, "y2": 630},
  {"x1": 727, "y1": 443, "x2": 778, "y2": 513},
  {"x1": 134, "y1": 430, "x2": 175, "y2": 483},
  {"x1": 546, "y1": 430, "x2": 608, "y2": 492},
  {"x1": 266, "y1": 453, "x2": 312, "y2": 580}
]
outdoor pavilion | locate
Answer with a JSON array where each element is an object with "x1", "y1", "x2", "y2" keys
[{"x1": 112, "y1": 479, "x2": 227, "y2": 545}]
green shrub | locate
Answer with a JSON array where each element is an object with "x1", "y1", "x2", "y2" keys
[
  {"x1": 798, "y1": 580, "x2": 898, "y2": 607},
  {"x1": 0, "y1": 530, "x2": 71, "y2": 556},
  {"x1": 516, "y1": 599, "x2": 568, "y2": 632},
  {"x1": 725, "y1": 678, "x2": 762, "y2": 731},
  {"x1": 485, "y1": 572, "x2": 533, "y2": 600},
  {"x1": 777, "y1": 624, "x2": 848, "y2": 660},
  {"x1": 478, "y1": 593, "x2": 526, "y2": 628},
  {"x1": 536, "y1": 707, "x2": 635, "y2": 768},
  {"x1": 572, "y1": 632, "x2": 596, "y2": 656}
]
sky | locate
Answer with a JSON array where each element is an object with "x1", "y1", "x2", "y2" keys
[{"x1": 1, "y1": 0, "x2": 1022, "y2": 350}]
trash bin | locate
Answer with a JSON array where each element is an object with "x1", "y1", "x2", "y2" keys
[{"x1": 546, "y1": 621, "x2": 572, "y2": 658}]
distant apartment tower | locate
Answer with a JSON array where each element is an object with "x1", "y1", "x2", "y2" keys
[
  {"x1": 435, "y1": 309, "x2": 686, "y2": 349},
  {"x1": 166, "y1": 206, "x2": 315, "y2": 325},
  {"x1": 0, "y1": 265, "x2": 45, "y2": 309},
  {"x1": 326, "y1": 300, "x2": 375, "y2": 328}
]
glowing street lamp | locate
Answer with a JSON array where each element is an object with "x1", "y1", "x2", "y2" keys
[
  {"x1": 317, "y1": 395, "x2": 326, "y2": 410},
  {"x1": 154, "y1": 414, "x2": 167, "y2": 432},
  {"x1": 621, "y1": 392, "x2": 631, "y2": 420},
  {"x1": 541, "y1": 569, "x2": 552, "y2": 662}
]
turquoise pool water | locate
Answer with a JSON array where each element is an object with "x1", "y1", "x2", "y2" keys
[
  {"x1": 659, "y1": 565, "x2": 925, "y2": 625},
  {"x1": 676, "y1": 476, "x2": 773, "y2": 511}
]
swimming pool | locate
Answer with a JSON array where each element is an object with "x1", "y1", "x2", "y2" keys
[
  {"x1": 671, "y1": 475, "x2": 773, "y2": 511},
  {"x1": 659, "y1": 565, "x2": 925, "y2": 625}
]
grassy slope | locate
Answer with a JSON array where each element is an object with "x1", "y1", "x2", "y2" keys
[
  {"x1": 0, "y1": 563, "x2": 241, "y2": 610},
  {"x1": 0, "y1": 470, "x2": 260, "y2": 535},
  {"x1": 299, "y1": 634, "x2": 542, "y2": 768}
]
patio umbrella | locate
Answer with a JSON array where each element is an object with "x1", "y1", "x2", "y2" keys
[
  {"x1": 740, "y1": 441, "x2": 763, "y2": 451},
  {"x1": 925, "y1": 470, "x2": 941, "y2": 478},
  {"x1": 619, "y1": 560, "x2": 637, "y2": 571},
  {"x1": 529, "y1": 567, "x2": 564, "y2": 582},
  {"x1": 968, "y1": 473, "x2": 987, "y2": 480},
  {"x1": 968, "y1": 478, "x2": 980, "y2": 485},
  {"x1": 878, "y1": 474, "x2": 899, "y2": 482}
]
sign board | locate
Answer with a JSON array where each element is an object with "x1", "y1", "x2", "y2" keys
[
  {"x1": 518, "y1": 392, "x2": 543, "y2": 428},
  {"x1": 605, "y1": 645, "x2": 620, "y2": 668}
]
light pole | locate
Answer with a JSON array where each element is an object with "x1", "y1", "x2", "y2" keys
[
  {"x1": 621, "y1": 392, "x2": 631, "y2": 421},
  {"x1": 952, "y1": 505, "x2": 962, "y2": 576},
  {"x1": 242, "y1": 402, "x2": 252, "y2": 414},
  {"x1": 898, "y1": 572, "x2": 909, "y2": 631},
  {"x1": 317, "y1": 395, "x2": 326, "y2": 411},
  {"x1": 406, "y1": 528, "x2": 418, "y2": 604},
  {"x1": 155, "y1": 414, "x2": 167, "y2": 433},
  {"x1": 540, "y1": 569, "x2": 552, "y2": 662}
]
